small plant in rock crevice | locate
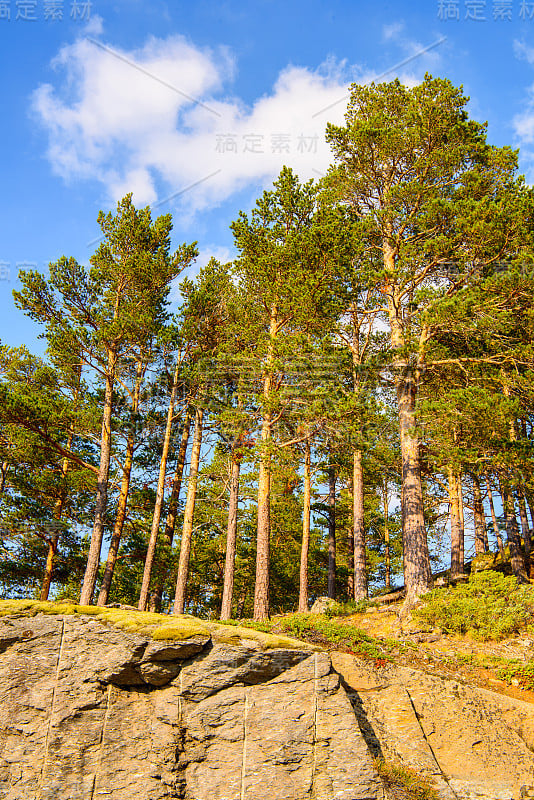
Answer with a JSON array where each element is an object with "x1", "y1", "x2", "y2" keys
[{"x1": 374, "y1": 759, "x2": 440, "y2": 800}]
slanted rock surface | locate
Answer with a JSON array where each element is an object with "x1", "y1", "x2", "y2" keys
[{"x1": 332, "y1": 651, "x2": 534, "y2": 800}]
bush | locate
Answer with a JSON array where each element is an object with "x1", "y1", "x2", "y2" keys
[
  {"x1": 497, "y1": 660, "x2": 534, "y2": 690},
  {"x1": 324, "y1": 599, "x2": 378, "y2": 618},
  {"x1": 413, "y1": 571, "x2": 534, "y2": 640}
]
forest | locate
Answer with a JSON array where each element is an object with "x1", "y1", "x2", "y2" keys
[{"x1": 1, "y1": 75, "x2": 533, "y2": 622}]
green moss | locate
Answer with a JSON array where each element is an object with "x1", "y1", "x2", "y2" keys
[
  {"x1": 0, "y1": 600, "x2": 311, "y2": 649},
  {"x1": 151, "y1": 617, "x2": 210, "y2": 641},
  {"x1": 208, "y1": 622, "x2": 315, "y2": 651}
]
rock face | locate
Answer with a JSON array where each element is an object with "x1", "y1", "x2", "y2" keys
[
  {"x1": 332, "y1": 652, "x2": 534, "y2": 800},
  {"x1": 1, "y1": 610, "x2": 534, "y2": 800},
  {"x1": 0, "y1": 612, "x2": 382, "y2": 800}
]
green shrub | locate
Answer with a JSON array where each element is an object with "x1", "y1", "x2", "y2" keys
[
  {"x1": 413, "y1": 571, "x2": 534, "y2": 640},
  {"x1": 497, "y1": 659, "x2": 534, "y2": 690},
  {"x1": 324, "y1": 599, "x2": 378, "y2": 618}
]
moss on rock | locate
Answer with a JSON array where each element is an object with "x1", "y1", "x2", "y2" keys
[{"x1": 0, "y1": 599, "x2": 314, "y2": 650}]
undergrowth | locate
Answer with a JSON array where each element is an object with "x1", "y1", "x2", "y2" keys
[
  {"x1": 374, "y1": 759, "x2": 440, "y2": 800},
  {"x1": 324, "y1": 598, "x2": 378, "y2": 618},
  {"x1": 277, "y1": 613, "x2": 391, "y2": 660},
  {"x1": 497, "y1": 659, "x2": 534, "y2": 690},
  {"x1": 413, "y1": 571, "x2": 534, "y2": 640}
]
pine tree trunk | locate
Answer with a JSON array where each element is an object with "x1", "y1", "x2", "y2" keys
[
  {"x1": 346, "y1": 478, "x2": 354, "y2": 598},
  {"x1": 236, "y1": 591, "x2": 246, "y2": 619},
  {"x1": 254, "y1": 422, "x2": 271, "y2": 621},
  {"x1": 485, "y1": 472, "x2": 505, "y2": 559},
  {"x1": 381, "y1": 480, "x2": 391, "y2": 590},
  {"x1": 457, "y1": 472, "x2": 465, "y2": 567},
  {"x1": 353, "y1": 449, "x2": 367, "y2": 600},
  {"x1": 448, "y1": 467, "x2": 464, "y2": 578},
  {"x1": 397, "y1": 371, "x2": 433, "y2": 601},
  {"x1": 298, "y1": 438, "x2": 311, "y2": 613},
  {"x1": 40, "y1": 532, "x2": 59, "y2": 601},
  {"x1": 138, "y1": 363, "x2": 181, "y2": 611},
  {"x1": 501, "y1": 479, "x2": 529, "y2": 582},
  {"x1": 148, "y1": 408, "x2": 192, "y2": 613},
  {"x1": 327, "y1": 464, "x2": 336, "y2": 599},
  {"x1": 220, "y1": 454, "x2": 241, "y2": 620},
  {"x1": 173, "y1": 406, "x2": 204, "y2": 614},
  {"x1": 384, "y1": 242, "x2": 432, "y2": 603},
  {"x1": 472, "y1": 474, "x2": 487, "y2": 555},
  {"x1": 0, "y1": 462, "x2": 8, "y2": 494},
  {"x1": 253, "y1": 307, "x2": 278, "y2": 622},
  {"x1": 41, "y1": 448, "x2": 72, "y2": 600},
  {"x1": 80, "y1": 359, "x2": 115, "y2": 605},
  {"x1": 517, "y1": 487, "x2": 531, "y2": 559},
  {"x1": 42, "y1": 373, "x2": 81, "y2": 601},
  {"x1": 524, "y1": 484, "x2": 534, "y2": 530},
  {"x1": 98, "y1": 362, "x2": 144, "y2": 606}
]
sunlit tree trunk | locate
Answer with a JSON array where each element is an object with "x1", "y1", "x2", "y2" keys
[
  {"x1": 40, "y1": 449, "x2": 71, "y2": 601},
  {"x1": 457, "y1": 471, "x2": 465, "y2": 567},
  {"x1": 448, "y1": 467, "x2": 464, "y2": 578},
  {"x1": 80, "y1": 353, "x2": 116, "y2": 605},
  {"x1": 485, "y1": 472, "x2": 505, "y2": 560},
  {"x1": 298, "y1": 437, "x2": 312, "y2": 613},
  {"x1": 138, "y1": 362, "x2": 181, "y2": 611},
  {"x1": 98, "y1": 361, "x2": 144, "y2": 606},
  {"x1": 253, "y1": 306, "x2": 278, "y2": 622},
  {"x1": 353, "y1": 449, "x2": 367, "y2": 600},
  {"x1": 327, "y1": 463, "x2": 336, "y2": 599},
  {"x1": 500, "y1": 477, "x2": 529, "y2": 582},
  {"x1": 148, "y1": 408, "x2": 192, "y2": 612},
  {"x1": 173, "y1": 405, "x2": 204, "y2": 614},
  {"x1": 220, "y1": 452, "x2": 241, "y2": 620},
  {"x1": 397, "y1": 368, "x2": 432, "y2": 600},
  {"x1": 0, "y1": 462, "x2": 8, "y2": 495},
  {"x1": 472, "y1": 474, "x2": 487, "y2": 555},
  {"x1": 517, "y1": 487, "x2": 531, "y2": 561},
  {"x1": 381, "y1": 479, "x2": 391, "y2": 590},
  {"x1": 385, "y1": 258, "x2": 432, "y2": 603},
  {"x1": 347, "y1": 478, "x2": 354, "y2": 598}
]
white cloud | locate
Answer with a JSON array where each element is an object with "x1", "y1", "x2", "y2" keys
[
  {"x1": 513, "y1": 39, "x2": 534, "y2": 64},
  {"x1": 32, "y1": 31, "x2": 435, "y2": 214},
  {"x1": 382, "y1": 22, "x2": 405, "y2": 42},
  {"x1": 513, "y1": 40, "x2": 534, "y2": 176},
  {"x1": 83, "y1": 13, "x2": 104, "y2": 36}
]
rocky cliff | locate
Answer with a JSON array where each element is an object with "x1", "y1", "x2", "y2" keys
[{"x1": 0, "y1": 604, "x2": 533, "y2": 800}]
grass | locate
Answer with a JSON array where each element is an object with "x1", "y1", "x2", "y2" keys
[
  {"x1": 374, "y1": 759, "x2": 440, "y2": 800},
  {"x1": 413, "y1": 571, "x2": 534, "y2": 640},
  {"x1": 277, "y1": 613, "x2": 392, "y2": 661}
]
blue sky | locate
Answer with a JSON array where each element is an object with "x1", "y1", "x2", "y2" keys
[{"x1": 3, "y1": 0, "x2": 534, "y2": 352}]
